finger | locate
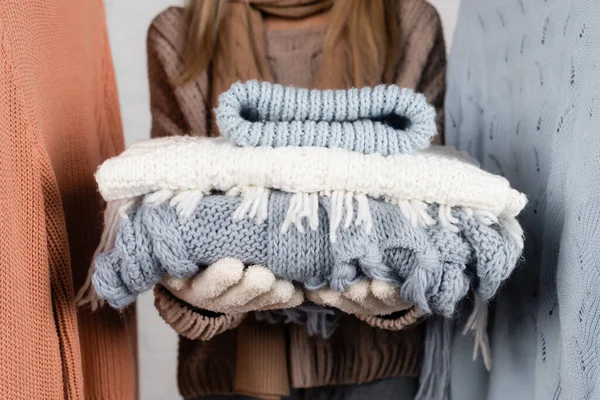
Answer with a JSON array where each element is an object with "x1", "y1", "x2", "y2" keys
[
  {"x1": 342, "y1": 280, "x2": 397, "y2": 316},
  {"x1": 237, "y1": 280, "x2": 303, "y2": 312},
  {"x1": 343, "y1": 290, "x2": 395, "y2": 315},
  {"x1": 209, "y1": 265, "x2": 275, "y2": 309},
  {"x1": 255, "y1": 289, "x2": 304, "y2": 311},
  {"x1": 341, "y1": 279, "x2": 370, "y2": 303},
  {"x1": 277, "y1": 287, "x2": 304, "y2": 309},
  {"x1": 370, "y1": 280, "x2": 412, "y2": 310},
  {"x1": 165, "y1": 283, "x2": 206, "y2": 310},
  {"x1": 190, "y1": 258, "x2": 245, "y2": 300},
  {"x1": 162, "y1": 276, "x2": 189, "y2": 291},
  {"x1": 307, "y1": 288, "x2": 372, "y2": 315}
]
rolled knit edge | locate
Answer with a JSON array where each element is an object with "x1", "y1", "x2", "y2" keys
[
  {"x1": 356, "y1": 307, "x2": 425, "y2": 331},
  {"x1": 154, "y1": 285, "x2": 245, "y2": 340},
  {"x1": 215, "y1": 80, "x2": 438, "y2": 156}
]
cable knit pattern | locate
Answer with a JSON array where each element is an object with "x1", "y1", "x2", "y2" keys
[
  {"x1": 215, "y1": 81, "x2": 438, "y2": 155},
  {"x1": 93, "y1": 193, "x2": 521, "y2": 316},
  {"x1": 95, "y1": 136, "x2": 527, "y2": 221}
]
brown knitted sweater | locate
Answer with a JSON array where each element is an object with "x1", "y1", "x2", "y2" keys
[{"x1": 147, "y1": 2, "x2": 446, "y2": 398}]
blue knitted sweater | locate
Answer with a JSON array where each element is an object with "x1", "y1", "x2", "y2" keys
[
  {"x1": 93, "y1": 192, "x2": 520, "y2": 314},
  {"x1": 215, "y1": 80, "x2": 438, "y2": 155},
  {"x1": 446, "y1": 1, "x2": 600, "y2": 399}
]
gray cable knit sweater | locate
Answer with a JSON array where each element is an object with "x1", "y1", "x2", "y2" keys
[{"x1": 93, "y1": 192, "x2": 520, "y2": 314}]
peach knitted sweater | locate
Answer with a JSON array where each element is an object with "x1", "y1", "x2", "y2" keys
[{"x1": 0, "y1": 1, "x2": 136, "y2": 399}]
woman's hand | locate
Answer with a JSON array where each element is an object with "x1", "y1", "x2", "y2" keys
[
  {"x1": 162, "y1": 258, "x2": 304, "y2": 314},
  {"x1": 305, "y1": 279, "x2": 412, "y2": 316}
]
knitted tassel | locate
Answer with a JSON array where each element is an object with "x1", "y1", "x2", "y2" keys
[
  {"x1": 400, "y1": 246, "x2": 441, "y2": 314},
  {"x1": 462, "y1": 293, "x2": 492, "y2": 371},
  {"x1": 473, "y1": 209, "x2": 499, "y2": 226},
  {"x1": 415, "y1": 317, "x2": 452, "y2": 400},
  {"x1": 281, "y1": 192, "x2": 306, "y2": 234}
]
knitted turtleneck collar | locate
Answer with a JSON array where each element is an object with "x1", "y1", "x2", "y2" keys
[{"x1": 242, "y1": 0, "x2": 333, "y2": 18}]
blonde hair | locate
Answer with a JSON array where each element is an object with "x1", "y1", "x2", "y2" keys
[{"x1": 177, "y1": 0, "x2": 399, "y2": 87}]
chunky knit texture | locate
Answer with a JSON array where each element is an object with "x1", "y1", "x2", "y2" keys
[
  {"x1": 0, "y1": 2, "x2": 136, "y2": 399},
  {"x1": 93, "y1": 193, "x2": 521, "y2": 317},
  {"x1": 215, "y1": 81, "x2": 437, "y2": 155}
]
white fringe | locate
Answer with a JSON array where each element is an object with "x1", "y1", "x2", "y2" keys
[
  {"x1": 462, "y1": 206, "x2": 474, "y2": 218},
  {"x1": 462, "y1": 294, "x2": 492, "y2": 371},
  {"x1": 144, "y1": 189, "x2": 175, "y2": 206},
  {"x1": 474, "y1": 210, "x2": 499, "y2": 226},
  {"x1": 170, "y1": 190, "x2": 205, "y2": 219},
  {"x1": 308, "y1": 193, "x2": 319, "y2": 231},
  {"x1": 278, "y1": 191, "x2": 375, "y2": 242},
  {"x1": 329, "y1": 191, "x2": 345, "y2": 241},
  {"x1": 354, "y1": 194, "x2": 373, "y2": 233},
  {"x1": 499, "y1": 216, "x2": 525, "y2": 249},
  {"x1": 344, "y1": 192, "x2": 354, "y2": 229},
  {"x1": 438, "y1": 204, "x2": 460, "y2": 233},
  {"x1": 133, "y1": 188, "x2": 523, "y2": 254},
  {"x1": 76, "y1": 199, "x2": 131, "y2": 310},
  {"x1": 281, "y1": 192, "x2": 303, "y2": 233},
  {"x1": 118, "y1": 198, "x2": 139, "y2": 220},
  {"x1": 233, "y1": 187, "x2": 270, "y2": 224}
]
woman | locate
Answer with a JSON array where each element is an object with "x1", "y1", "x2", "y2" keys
[{"x1": 147, "y1": 0, "x2": 446, "y2": 398}]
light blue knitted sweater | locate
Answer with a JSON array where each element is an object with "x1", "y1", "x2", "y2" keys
[
  {"x1": 215, "y1": 80, "x2": 438, "y2": 155},
  {"x1": 93, "y1": 192, "x2": 520, "y2": 315},
  {"x1": 446, "y1": 1, "x2": 600, "y2": 399}
]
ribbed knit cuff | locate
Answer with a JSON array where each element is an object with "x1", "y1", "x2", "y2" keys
[
  {"x1": 153, "y1": 285, "x2": 245, "y2": 340},
  {"x1": 356, "y1": 307, "x2": 424, "y2": 330}
]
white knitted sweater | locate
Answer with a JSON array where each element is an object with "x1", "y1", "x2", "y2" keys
[{"x1": 95, "y1": 136, "x2": 526, "y2": 243}]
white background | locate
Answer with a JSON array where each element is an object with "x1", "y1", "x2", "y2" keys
[{"x1": 104, "y1": 1, "x2": 460, "y2": 398}]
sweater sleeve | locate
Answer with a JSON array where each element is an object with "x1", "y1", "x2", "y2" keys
[
  {"x1": 146, "y1": 9, "x2": 240, "y2": 336},
  {"x1": 416, "y1": 20, "x2": 447, "y2": 145},
  {"x1": 146, "y1": 7, "x2": 212, "y2": 139},
  {"x1": 394, "y1": 0, "x2": 447, "y2": 145},
  {"x1": 147, "y1": 23, "x2": 189, "y2": 138}
]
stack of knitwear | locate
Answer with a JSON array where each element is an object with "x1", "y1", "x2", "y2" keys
[{"x1": 82, "y1": 81, "x2": 527, "y2": 346}]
